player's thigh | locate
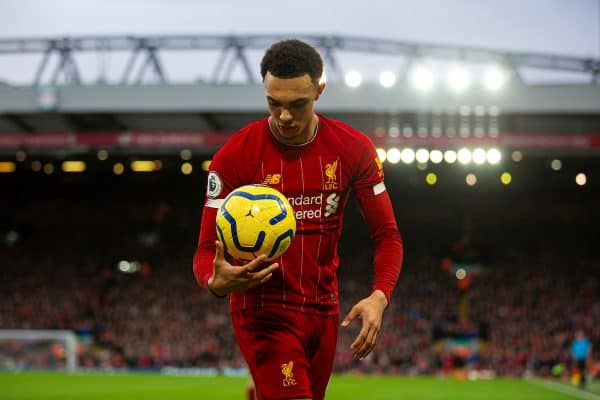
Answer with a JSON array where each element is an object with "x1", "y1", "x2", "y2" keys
[
  {"x1": 232, "y1": 309, "x2": 313, "y2": 400},
  {"x1": 308, "y1": 314, "x2": 339, "y2": 400}
]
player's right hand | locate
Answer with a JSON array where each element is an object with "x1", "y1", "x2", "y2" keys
[{"x1": 207, "y1": 240, "x2": 279, "y2": 296}]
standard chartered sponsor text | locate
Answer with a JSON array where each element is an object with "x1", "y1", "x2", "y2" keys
[{"x1": 287, "y1": 193, "x2": 339, "y2": 220}]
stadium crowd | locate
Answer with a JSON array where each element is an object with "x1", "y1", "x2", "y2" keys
[{"x1": 0, "y1": 179, "x2": 598, "y2": 379}]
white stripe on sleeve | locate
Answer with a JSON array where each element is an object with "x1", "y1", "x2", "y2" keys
[
  {"x1": 206, "y1": 199, "x2": 224, "y2": 208},
  {"x1": 373, "y1": 182, "x2": 386, "y2": 195}
]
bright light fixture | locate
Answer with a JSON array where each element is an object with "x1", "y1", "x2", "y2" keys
[
  {"x1": 551, "y1": 159, "x2": 562, "y2": 171},
  {"x1": 444, "y1": 150, "x2": 457, "y2": 164},
  {"x1": 181, "y1": 163, "x2": 193, "y2": 175},
  {"x1": 447, "y1": 67, "x2": 471, "y2": 93},
  {"x1": 466, "y1": 173, "x2": 477, "y2": 186},
  {"x1": 410, "y1": 66, "x2": 435, "y2": 92},
  {"x1": 344, "y1": 71, "x2": 362, "y2": 88},
  {"x1": 0, "y1": 161, "x2": 16, "y2": 173},
  {"x1": 131, "y1": 161, "x2": 155, "y2": 172},
  {"x1": 457, "y1": 148, "x2": 472, "y2": 164},
  {"x1": 400, "y1": 148, "x2": 416, "y2": 164},
  {"x1": 378, "y1": 71, "x2": 397, "y2": 88},
  {"x1": 113, "y1": 163, "x2": 124, "y2": 175},
  {"x1": 426, "y1": 172, "x2": 437, "y2": 185},
  {"x1": 472, "y1": 148, "x2": 487, "y2": 165},
  {"x1": 484, "y1": 67, "x2": 506, "y2": 91},
  {"x1": 429, "y1": 150, "x2": 443, "y2": 164},
  {"x1": 386, "y1": 148, "x2": 401, "y2": 164},
  {"x1": 62, "y1": 161, "x2": 86, "y2": 173},
  {"x1": 415, "y1": 148, "x2": 429, "y2": 164},
  {"x1": 487, "y1": 148, "x2": 502, "y2": 165}
]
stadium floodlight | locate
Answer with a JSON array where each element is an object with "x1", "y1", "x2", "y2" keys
[
  {"x1": 444, "y1": 150, "x2": 457, "y2": 164},
  {"x1": 376, "y1": 148, "x2": 387, "y2": 163},
  {"x1": 487, "y1": 148, "x2": 502, "y2": 165},
  {"x1": 386, "y1": 148, "x2": 401, "y2": 164},
  {"x1": 447, "y1": 67, "x2": 471, "y2": 93},
  {"x1": 344, "y1": 71, "x2": 362, "y2": 88},
  {"x1": 410, "y1": 66, "x2": 435, "y2": 92},
  {"x1": 472, "y1": 148, "x2": 487, "y2": 165},
  {"x1": 378, "y1": 71, "x2": 397, "y2": 88},
  {"x1": 484, "y1": 67, "x2": 507, "y2": 91},
  {"x1": 415, "y1": 148, "x2": 429, "y2": 164},
  {"x1": 575, "y1": 172, "x2": 587, "y2": 186},
  {"x1": 400, "y1": 148, "x2": 416, "y2": 164},
  {"x1": 501, "y1": 172, "x2": 512, "y2": 185},
  {"x1": 457, "y1": 148, "x2": 472, "y2": 164},
  {"x1": 429, "y1": 150, "x2": 443, "y2": 164}
]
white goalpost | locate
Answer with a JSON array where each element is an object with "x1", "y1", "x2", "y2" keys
[{"x1": 0, "y1": 329, "x2": 78, "y2": 371}]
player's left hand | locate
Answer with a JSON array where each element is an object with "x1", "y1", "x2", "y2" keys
[{"x1": 341, "y1": 289, "x2": 388, "y2": 360}]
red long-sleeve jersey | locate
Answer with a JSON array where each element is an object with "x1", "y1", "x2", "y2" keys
[{"x1": 193, "y1": 114, "x2": 403, "y2": 315}]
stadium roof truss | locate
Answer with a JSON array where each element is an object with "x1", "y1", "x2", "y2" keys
[
  {"x1": 0, "y1": 34, "x2": 600, "y2": 141},
  {"x1": 0, "y1": 34, "x2": 599, "y2": 86}
]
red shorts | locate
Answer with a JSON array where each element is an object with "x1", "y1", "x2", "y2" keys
[{"x1": 232, "y1": 307, "x2": 338, "y2": 400}]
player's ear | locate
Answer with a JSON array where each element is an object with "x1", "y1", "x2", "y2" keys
[{"x1": 315, "y1": 80, "x2": 326, "y2": 101}]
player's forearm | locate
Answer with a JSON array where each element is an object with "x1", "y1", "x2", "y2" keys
[
  {"x1": 372, "y1": 226, "x2": 403, "y2": 304},
  {"x1": 193, "y1": 245, "x2": 214, "y2": 288},
  {"x1": 357, "y1": 188, "x2": 403, "y2": 305},
  {"x1": 193, "y1": 207, "x2": 219, "y2": 289}
]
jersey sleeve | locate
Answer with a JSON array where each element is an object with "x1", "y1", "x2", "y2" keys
[
  {"x1": 352, "y1": 138, "x2": 403, "y2": 305},
  {"x1": 192, "y1": 143, "x2": 242, "y2": 290}
]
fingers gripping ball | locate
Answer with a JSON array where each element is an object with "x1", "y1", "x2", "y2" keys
[{"x1": 216, "y1": 185, "x2": 296, "y2": 261}]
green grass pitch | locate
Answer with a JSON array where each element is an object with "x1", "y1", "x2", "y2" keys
[{"x1": 1, "y1": 372, "x2": 599, "y2": 400}]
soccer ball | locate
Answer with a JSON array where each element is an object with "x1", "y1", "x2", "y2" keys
[{"x1": 216, "y1": 184, "x2": 296, "y2": 261}]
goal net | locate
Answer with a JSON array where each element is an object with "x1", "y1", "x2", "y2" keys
[{"x1": 0, "y1": 329, "x2": 78, "y2": 371}]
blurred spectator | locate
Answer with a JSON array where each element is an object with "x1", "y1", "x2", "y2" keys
[{"x1": 0, "y1": 182, "x2": 598, "y2": 377}]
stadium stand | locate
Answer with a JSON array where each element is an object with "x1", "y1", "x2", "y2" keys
[{"x1": 1, "y1": 170, "x2": 598, "y2": 378}]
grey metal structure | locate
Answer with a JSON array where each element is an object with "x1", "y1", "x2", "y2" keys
[
  {"x1": 3, "y1": 84, "x2": 600, "y2": 113},
  {"x1": 0, "y1": 34, "x2": 599, "y2": 86},
  {"x1": 0, "y1": 35, "x2": 599, "y2": 137}
]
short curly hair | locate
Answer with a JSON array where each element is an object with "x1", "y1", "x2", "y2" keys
[{"x1": 260, "y1": 39, "x2": 324, "y2": 84}]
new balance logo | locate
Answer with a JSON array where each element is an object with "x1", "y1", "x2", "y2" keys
[
  {"x1": 324, "y1": 193, "x2": 340, "y2": 217},
  {"x1": 262, "y1": 174, "x2": 281, "y2": 185}
]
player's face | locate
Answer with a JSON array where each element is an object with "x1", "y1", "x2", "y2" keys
[{"x1": 264, "y1": 72, "x2": 325, "y2": 145}]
